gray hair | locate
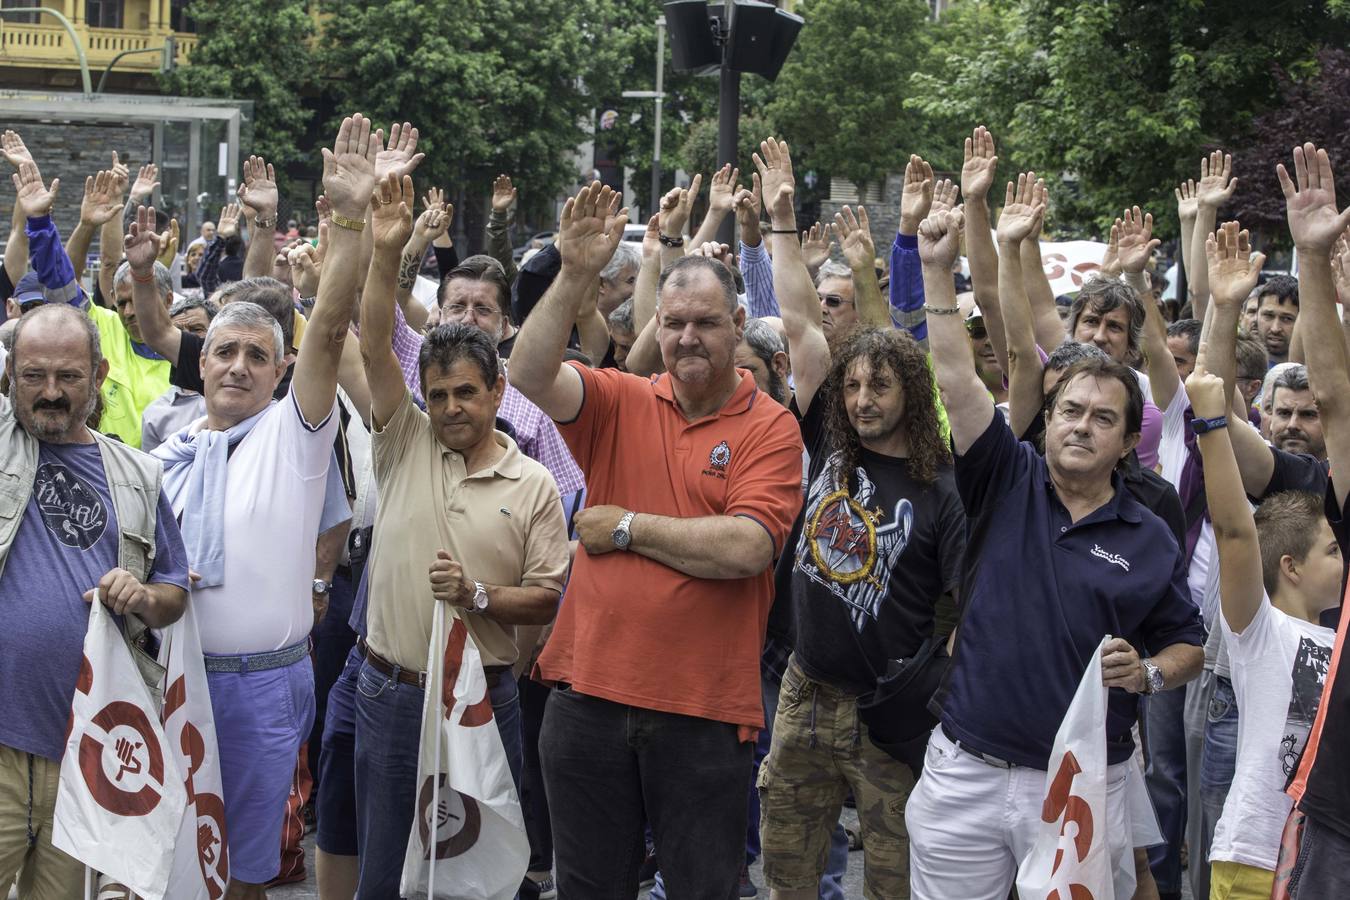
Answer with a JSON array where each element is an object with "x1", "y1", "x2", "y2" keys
[
  {"x1": 10, "y1": 304, "x2": 102, "y2": 372},
  {"x1": 815, "y1": 260, "x2": 851, "y2": 287},
  {"x1": 1260, "y1": 362, "x2": 1302, "y2": 413},
  {"x1": 114, "y1": 260, "x2": 173, "y2": 298},
  {"x1": 658, "y1": 255, "x2": 738, "y2": 313},
  {"x1": 742, "y1": 317, "x2": 786, "y2": 366},
  {"x1": 214, "y1": 276, "x2": 295, "y2": 350},
  {"x1": 607, "y1": 297, "x2": 635, "y2": 333},
  {"x1": 1269, "y1": 363, "x2": 1311, "y2": 406},
  {"x1": 169, "y1": 297, "x2": 219, "y2": 321},
  {"x1": 1046, "y1": 340, "x2": 1110, "y2": 372},
  {"x1": 600, "y1": 241, "x2": 641, "y2": 284},
  {"x1": 203, "y1": 301, "x2": 285, "y2": 364}
]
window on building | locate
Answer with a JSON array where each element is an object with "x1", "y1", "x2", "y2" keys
[
  {"x1": 0, "y1": 0, "x2": 41, "y2": 26},
  {"x1": 85, "y1": 0, "x2": 124, "y2": 29},
  {"x1": 170, "y1": 0, "x2": 195, "y2": 33}
]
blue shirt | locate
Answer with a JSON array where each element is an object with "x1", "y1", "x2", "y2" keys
[
  {"x1": 889, "y1": 232, "x2": 926, "y2": 342},
  {"x1": 938, "y1": 416, "x2": 1204, "y2": 768},
  {"x1": 0, "y1": 442, "x2": 190, "y2": 760}
]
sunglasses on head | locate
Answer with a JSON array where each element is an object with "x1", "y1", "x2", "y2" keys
[{"x1": 820, "y1": 294, "x2": 851, "y2": 309}]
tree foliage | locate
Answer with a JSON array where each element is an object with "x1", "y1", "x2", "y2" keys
[{"x1": 161, "y1": 0, "x2": 315, "y2": 174}]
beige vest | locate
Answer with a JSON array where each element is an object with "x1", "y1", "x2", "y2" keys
[{"x1": 0, "y1": 399, "x2": 167, "y2": 694}]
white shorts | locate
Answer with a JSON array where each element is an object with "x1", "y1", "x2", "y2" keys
[{"x1": 905, "y1": 727, "x2": 1140, "y2": 900}]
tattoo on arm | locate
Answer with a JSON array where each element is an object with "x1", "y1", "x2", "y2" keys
[{"x1": 397, "y1": 248, "x2": 421, "y2": 292}]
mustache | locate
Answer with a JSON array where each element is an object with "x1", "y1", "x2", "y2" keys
[{"x1": 32, "y1": 398, "x2": 70, "y2": 412}]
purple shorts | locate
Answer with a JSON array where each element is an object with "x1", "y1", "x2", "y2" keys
[{"x1": 206, "y1": 657, "x2": 314, "y2": 884}]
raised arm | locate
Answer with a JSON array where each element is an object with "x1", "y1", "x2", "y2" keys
[
  {"x1": 237, "y1": 155, "x2": 279, "y2": 279},
  {"x1": 12, "y1": 161, "x2": 80, "y2": 307},
  {"x1": 736, "y1": 175, "x2": 780, "y2": 318},
  {"x1": 360, "y1": 171, "x2": 416, "y2": 428},
  {"x1": 962, "y1": 126, "x2": 1008, "y2": 377},
  {"x1": 1188, "y1": 346, "x2": 1265, "y2": 632},
  {"x1": 922, "y1": 206, "x2": 994, "y2": 451},
  {"x1": 67, "y1": 172, "x2": 118, "y2": 286},
  {"x1": 889, "y1": 155, "x2": 936, "y2": 341},
  {"x1": 758, "y1": 137, "x2": 830, "y2": 411},
  {"x1": 1, "y1": 131, "x2": 33, "y2": 284},
  {"x1": 624, "y1": 213, "x2": 664, "y2": 377},
  {"x1": 396, "y1": 187, "x2": 450, "y2": 332},
  {"x1": 1018, "y1": 206, "x2": 1067, "y2": 351},
  {"x1": 996, "y1": 174, "x2": 1049, "y2": 437},
  {"x1": 659, "y1": 176, "x2": 699, "y2": 271},
  {"x1": 800, "y1": 222, "x2": 833, "y2": 282},
  {"x1": 124, "y1": 207, "x2": 180, "y2": 360},
  {"x1": 1175, "y1": 179, "x2": 1198, "y2": 297},
  {"x1": 1117, "y1": 207, "x2": 1176, "y2": 409},
  {"x1": 690, "y1": 164, "x2": 736, "y2": 250},
  {"x1": 486, "y1": 174, "x2": 519, "y2": 282},
  {"x1": 293, "y1": 114, "x2": 378, "y2": 427},
  {"x1": 1280, "y1": 143, "x2": 1350, "y2": 509},
  {"x1": 1191, "y1": 151, "x2": 1237, "y2": 322},
  {"x1": 834, "y1": 205, "x2": 887, "y2": 328},
  {"x1": 508, "y1": 182, "x2": 628, "y2": 421}
]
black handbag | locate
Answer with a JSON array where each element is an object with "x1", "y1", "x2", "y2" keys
[{"x1": 855, "y1": 636, "x2": 949, "y2": 776}]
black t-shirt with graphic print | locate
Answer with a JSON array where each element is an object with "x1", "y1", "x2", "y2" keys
[{"x1": 781, "y1": 395, "x2": 966, "y2": 695}]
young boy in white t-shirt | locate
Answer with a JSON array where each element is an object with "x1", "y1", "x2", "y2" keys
[{"x1": 1189, "y1": 350, "x2": 1341, "y2": 900}]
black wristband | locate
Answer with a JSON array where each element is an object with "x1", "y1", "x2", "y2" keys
[
  {"x1": 770, "y1": 229, "x2": 798, "y2": 234},
  {"x1": 658, "y1": 234, "x2": 684, "y2": 248}
]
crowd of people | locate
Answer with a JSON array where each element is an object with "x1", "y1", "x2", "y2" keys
[{"x1": 0, "y1": 107, "x2": 1349, "y2": 900}]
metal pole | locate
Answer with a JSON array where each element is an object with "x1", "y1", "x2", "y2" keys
[
  {"x1": 650, "y1": 17, "x2": 665, "y2": 218},
  {"x1": 714, "y1": 2, "x2": 739, "y2": 245},
  {"x1": 96, "y1": 45, "x2": 166, "y2": 93},
  {"x1": 0, "y1": 7, "x2": 91, "y2": 94}
]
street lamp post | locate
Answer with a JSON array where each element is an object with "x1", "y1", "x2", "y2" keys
[{"x1": 621, "y1": 15, "x2": 667, "y2": 220}]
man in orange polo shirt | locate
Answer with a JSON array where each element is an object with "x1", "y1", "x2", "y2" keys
[{"x1": 509, "y1": 181, "x2": 804, "y2": 898}]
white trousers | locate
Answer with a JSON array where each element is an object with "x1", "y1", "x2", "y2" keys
[{"x1": 905, "y1": 726, "x2": 1139, "y2": 900}]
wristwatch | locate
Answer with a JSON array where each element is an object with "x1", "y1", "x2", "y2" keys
[
  {"x1": 612, "y1": 511, "x2": 637, "y2": 551},
  {"x1": 312, "y1": 578, "x2": 331, "y2": 597},
  {"x1": 1141, "y1": 658, "x2": 1164, "y2": 695},
  {"x1": 472, "y1": 581, "x2": 490, "y2": 612},
  {"x1": 1191, "y1": 415, "x2": 1228, "y2": 435}
]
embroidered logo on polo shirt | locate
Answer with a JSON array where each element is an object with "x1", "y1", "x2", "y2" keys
[
  {"x1": 702, "y1": 440, "x2": 732, "y2": 480},
  {"x1": 1090, "y1": 543, "x2": 1130, "y2": 572}
]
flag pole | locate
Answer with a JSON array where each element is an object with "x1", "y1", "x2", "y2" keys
[
  {"x1": 428, "y1": 602, "x2": 445, "y2": 899},
  {"x1": 84, "y1": 865, "x2": 92, "y2": 898}
]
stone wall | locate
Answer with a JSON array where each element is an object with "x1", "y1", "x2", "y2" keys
[{"x1": 818, "y1": 172, "x2": 905, "y2": 267}]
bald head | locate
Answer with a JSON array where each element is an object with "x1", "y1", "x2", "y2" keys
[{"x1": 11, "y1": 304, "x2": 101, "y2": 373}]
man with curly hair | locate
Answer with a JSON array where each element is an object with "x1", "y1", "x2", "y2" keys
[{"x1": 751, "y1": 138, "x2": 966, "y2": 900}]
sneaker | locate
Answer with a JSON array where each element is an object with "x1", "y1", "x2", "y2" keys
[
  {"x1": 738, "y1": 863, "x2": 759, "y2": 897},
  {"x1": 638, "y1": 849, "x2": 659, "y2": 888},
  {"x1": 525, "y1": 873, "x2": 557, "y2": 900}
]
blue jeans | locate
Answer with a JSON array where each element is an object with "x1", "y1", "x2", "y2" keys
[
  {"x1": 1143, "y1": 685, "x2": 1188, "y2": 892},
  {"x1": 1289, "y1": 812, "x2": 1350, "y2": 898},
  {"x1": 353, "y1": 660, "x2": 523, "y2": 899},
  {"x1": 1200, "y1": 675, "x2": 1239, "y2": 856},
  {"x1": 316, "y1": 643, "x2": 363, "y2": 856}
]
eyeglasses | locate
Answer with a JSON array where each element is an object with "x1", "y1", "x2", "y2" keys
[
  {"x1": 444, "y1": 304, "x2": 500, "y2": 319},
  {"x1": 968, "y1": 326, "x2": 988, "y2": 341},
  {"x1": 819, "y1": 294, "x2": 853, "y2": 309}
]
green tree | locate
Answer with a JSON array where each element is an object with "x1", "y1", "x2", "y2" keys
[
  {"x1": 160, "y1": 0, "x2": 315, "y2": 174},
  {"x1": 766, "y1": 0, "x2": 933, "y2": 195}
]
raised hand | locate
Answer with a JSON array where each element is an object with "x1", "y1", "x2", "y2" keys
[
  {"x1": 899, "y1": 154, "x2": 935, "y2": 234},
  {"x1": 315, "y1": 194, "x2": 332, "y2": 225},
  {"x1": 375, "y1": 122, "x2": 424, "y2": 181},
  {"x1": 370, "y1": 172, "x2": 415, "y2": 253},
  {"x1": 734, "y1": 173, "x2": 762, "y2": 243},
  {"x1": 216, "y1": 202, "x2": 242, "y2": 240},
  {"x1": 558, "y1": 181, "x2": 629, "y2": 277},
  {"x1": 1175, "y1": 179, "x2": 1198, "y2": 224},
  {"x1": 659, "y1": 175, "x2": 699, "y2": 237},
  {"x1": 753, "y1": 138, "x2": 795, "y2": 222},
  {"x1": 125, "y1": 206, "x2": 163, "y2": 273},
  {"x1": 157, "y1": 218, "x2": 180, "y2": 268},
  {"x1": 413, "y1": 187, "x2": 452, "y2": 242},
  {"x1": 930, "y1": 178, "x2": 960, "y2": 217},
  {"x1": 11, "y1": 160, "x2": 59, "y2": 218},
  {"x1": 1277, "y1": 142, "x2": 1350, "y2": 253},
  {"x1": 1333, "y1": 229, "x2": 1350, "y2": 302},
  {"x1": 918, "y1": 206, "x2": 966, "y2": 269},
  {"x1": 1196, "y1": 150, "x2": 1236, "y2": 210},
  {"x1": 708, "y1": 163, "x2": 740, "y2": 216},
  {"x1": 1184, "y1": 344, "x2": 1227, "y2": 421},
  {"x1": 129, "y1": 162, "x2": 159, "y2": 204},
  {"x1": 1206, "y1": 220, "x2": 1266, "y2": 311},
  {"x1": 800, "y1": 222, "x2": 833, "y2": 271},
  {"x1": 491, "y1": 174, "x2": 517, "y2": 214},
  {"x1": 1101, "y1": 223, "x2": 1122, "y2": 279},
  {"x1": 80, "y1": 170, "x2": 123, "y2": 226},
  {"x1": 321, "y1": 113, "x2": 380, "y2": 219},
  {"x1": 237, "y1": 155, "x2": 278, "y2": 219},
  {"x1": 961, "y1": 125, "x2": 998, "y2": 203},
  {"x1": 995, "y1": 172, "x2": 1045, "y2": 245},
  {"x1": 1117, "y1": 206, "x2": 1160, "y2": 275},
  {"x1": 109, "y1": 151, "x2": 130, "y2": 194},
  {"x1": 834, "y1": 205, "x2": 876, "y2": 271},
  {"x1": 640, "y1": 213, "x2": 662, "y2": 263},
  {"x1": 688, "y1": 240, "x2": 735, "y2": 274},
  {"x1": 288, "y1": 232, "x2": 327, "y2": 298},
  {"x1": 1, "y1": 130, "x2": 33, "y2": 169}
]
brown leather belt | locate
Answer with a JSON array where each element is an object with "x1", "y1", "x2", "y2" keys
[{"x1": 358, "y1": 636, "x2": 509, "y2": 690}]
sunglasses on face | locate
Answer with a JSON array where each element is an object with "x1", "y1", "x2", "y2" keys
[
  {"x1": 968, "y1": 326, "x2": 988, "y2": 341},
  {"x1": 820, "y1": 294, "x2": 852, "y2": 309}
]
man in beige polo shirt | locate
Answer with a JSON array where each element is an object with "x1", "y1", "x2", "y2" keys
[{"x1": 351, "y1": 172, "x2": 569, "y2": 896}]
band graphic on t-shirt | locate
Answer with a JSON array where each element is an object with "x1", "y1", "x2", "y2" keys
[
  {"x1": 34, "y1": 461, "x2": 108, "y2": 550},
  {"x1": 1281, "y1": 636, "x2": 1332, "y2": 777},
  {"x1": 795, "y1": 453, "x2": 913, "y2": 631}
]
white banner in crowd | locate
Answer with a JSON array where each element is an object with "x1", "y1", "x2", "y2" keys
[
  {"x1": 1015, "y1": 635, "x2": 1113, "y2": 900},
  {"x1": 53, "y1": 595, "x2": 187, "y2": 900},
  {"x1": 400, "y1": 601, "x2": 530, "y2": 900},
  {"x1": 1036, "y1": 240, "x2": 1109, "y2": 296}
]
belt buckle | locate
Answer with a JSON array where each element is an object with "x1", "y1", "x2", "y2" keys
[{"x1": 417, "y1": 670, "x2": 427, "y2": 690}]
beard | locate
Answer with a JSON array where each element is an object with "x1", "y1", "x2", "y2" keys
[
  {"x1": 11, "y1": 380, "x2": 98, "y2": 441},
  {"x1": 767, "y1": 368, "x2": 789, "y2": 406}
]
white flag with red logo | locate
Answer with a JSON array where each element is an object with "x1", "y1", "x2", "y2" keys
[
  {"x1": 400, "y1": 601, "x2": 529, "y2": 899},
  {"x1": 53, "y1": 594, "x2": 187, "y2": 900},
  {"x1": 160, "y1": 599, "x2": 230, "y2": 899},
  {"x1": 1015, "y1": 635, "x2": 1115, "y2": 900}
]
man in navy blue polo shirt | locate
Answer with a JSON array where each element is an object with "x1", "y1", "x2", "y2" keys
[{"x1": 905, "y1": 204, "x2": 1204, "y2": 899}]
